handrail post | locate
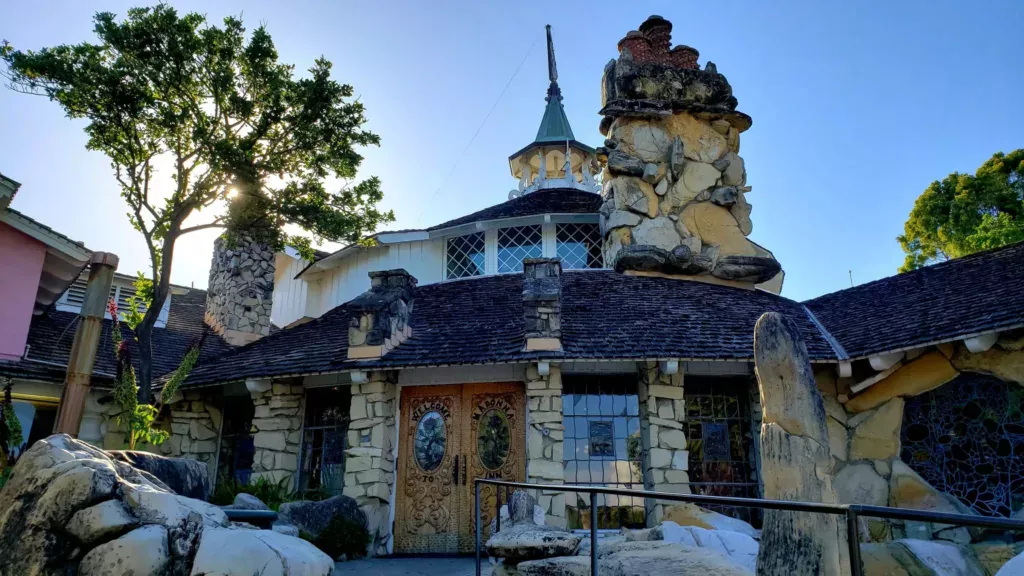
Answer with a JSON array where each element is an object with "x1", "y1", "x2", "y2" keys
[
  {"x1": 846, "y1": 508, "x2": 863, "y2": 576},
  {"x1": 590, "y1": 489, "x2": 598, "y2": 576},
  {"x1": 475, "y1": 480, "x2": 482, "y2": 576},
  {"x1": 497, "y1": 483, "x2": 503, "y2": 534}
]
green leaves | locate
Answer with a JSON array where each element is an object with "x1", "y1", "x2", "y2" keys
[
  {"x1": 899, "y1": 149, "x2": 1024, "y2": 272},
  {"x1": 4, "y1": 4, "x2": 393, "y2": 396}
]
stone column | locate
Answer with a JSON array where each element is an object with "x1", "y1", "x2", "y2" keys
[
  {"x1": 205, "y1": 234, "x2": 275, "y2": 346},
  {"x1": 525, "y1": 363, "x2": 566, "y2": 528},
  {"x1": 248, "y1": 379, "x2": 303, "y2": 485},
  {"x1": 754, "y1": 312, "x2": 849, "y2": 576},
  {"x1": 343, "y1": 371, "x2": 397, "y2": 556},
  {"x1": 637, "y1": 361, "x2": 689, "y2": 523},
  {"x1": 161, "y1": 390, "x2": 222, "y2": 482}
]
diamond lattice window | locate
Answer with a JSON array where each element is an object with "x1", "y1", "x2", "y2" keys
[
  {"x1": 446, "y1": 233, "x2": 486, "y2": 279},
  {"x1": 497, "y1": 225, "x2": 543, "y2": 274},
  {"x1": 556, "y1": 223, "x2": 603, "y2": 270}
]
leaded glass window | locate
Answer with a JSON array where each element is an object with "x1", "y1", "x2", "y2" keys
[
  {"x1": 497, "y1": 225, "x2": 542, "y2": 274},
  {"x1": 901, "y1": 373, "x2": 1024, "y2": 517},
  {"x1": 298, "y1": 386, "x2": 351, "y2": 496},
  {"x1": 446, "y1": 233, "x2": 486, "y2": 279},
  {"x1": 556, "y1": 223, "x2": 603, "y2": 270},
  {"x1": 217, "y1": 395, "x2": 255, "y2": 486},
  {"x1": 562, "y1": 375, "x2": 645, "y2": 530},
  {"x1": 685, "y1": 377, "x2": 759, "y2": 525}
]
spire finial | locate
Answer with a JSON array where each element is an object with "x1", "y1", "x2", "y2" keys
[{"x1": 545, "y1": 24, "x2": 561, "y2": 102}]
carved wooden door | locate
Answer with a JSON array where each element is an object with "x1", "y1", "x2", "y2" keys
[
  {"x1": 395, "y1": 385, "x2": 462, "y2": 554},
  {"x1": 458, "y1": 383, "x2": 526, "y2": 553}
]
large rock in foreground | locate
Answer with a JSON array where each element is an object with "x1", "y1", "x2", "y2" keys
[
  {"x1": 0, "y1": 435, "x2": 332, "y2": 576},
  {"x1": 278, "y1": 494, "x2": 367, "y2": 537},
  {"x1": 486, "y1": 523, "x2": 583, "y2": 564},
  {"x1": 107, "y1": 449, "x2": 211, "y2": 500},
  {"x1": 520, "y1": 540, "x2": 752, "y2": 576},
  {"x1": 862, "y1": 539, "x2": 985, "y2": 575},
  {"x1": 753, "y1": 312, "x2": 848, "y2": 575}
]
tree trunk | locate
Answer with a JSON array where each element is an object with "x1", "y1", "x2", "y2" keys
[{"x1": 136, "y1": 229, "x2": 179, "y2": 404}]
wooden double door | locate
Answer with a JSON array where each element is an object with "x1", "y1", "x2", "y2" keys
[{"x1": 394, "y1": 383, "x2": 525, "y2": 554}]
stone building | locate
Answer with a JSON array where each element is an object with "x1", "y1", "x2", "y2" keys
[{"x1": 4, "y1": 16, "x2": 1024, "y2": 562}]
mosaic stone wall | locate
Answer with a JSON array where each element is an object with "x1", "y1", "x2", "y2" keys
[{"x1": 901, "y1": 372, "x2": 1024, "y2": 517}]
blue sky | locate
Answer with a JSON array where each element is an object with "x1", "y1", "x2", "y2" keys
[{"x1": 2, "y1": 0, "x2": 1021, "y2": 301}]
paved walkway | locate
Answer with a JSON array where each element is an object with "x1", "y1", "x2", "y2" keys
[{"x1": 333, "y1": 557, "x2": 478, "y2": 576}]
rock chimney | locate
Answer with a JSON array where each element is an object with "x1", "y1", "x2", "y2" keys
[
  {"x1": 347, "y1": 269, "x2": 417, "y2": 360},
  {"x1": 522, "y1": 258, "x2": 562, "y2": 351},
  {"x1": 205, "y1": 234, "x2": 275, "y2": 346},
  {"x1": 598, "y1": 15, "x2": 782, "y2": 290}
]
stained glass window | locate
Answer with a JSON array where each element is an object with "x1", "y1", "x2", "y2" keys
[
  {"x1": 562, "y1": 375, "x2": 645, "y2": 530},
  {"x1": 556, "y1": 223, "x2": 603, "y2": 270},
  {"x1": 901, "y1": 373, "x2": 1024, "y2": 517},
  {"x1": 497, "y1": 225, "x2": 542, "y2": 273},
  {"x1": 685, "y1": 377, "x2": 759, "y2": 525},
  {"x1": 446, "y1": 233, "x2": 485, "y2": 279},
  {"x1": 299, "y1": 386, "x2": 350, "y2": 495},
  {"x1": 477, "y1": 409, "x2": 511, "y2": 470},
  {"x1": 415, "y1": 411, "x2": 447, "y2": 472}
]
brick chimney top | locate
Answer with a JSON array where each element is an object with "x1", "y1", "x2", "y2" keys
[
  {"x1": 617, "y1": 16, "x2": 700, "y2": 69},
  {"x1": 347, "y1": 269, "x2": 417, "y2": 360},
  {"x1": 522, "y1": 258, "x2": 562, "y2": 352}
]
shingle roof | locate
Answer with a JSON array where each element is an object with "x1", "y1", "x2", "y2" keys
[
  {"x1": 803, "y1": 241, "x2": 1024, "y2": 359},
  {"x1": 5, "y1": 207, "x2": 89, "y2": 250},
  {"x1": 0, "y1": 288, "x2": 233, "y2": 387},
  {"x1": 182, "y1": 271, "x2": 837, "y2": 387},
  {"x1": 427, "y1": 189, "x2": 602, "y2": 231}
]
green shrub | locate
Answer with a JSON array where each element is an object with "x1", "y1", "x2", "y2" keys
[
  {"x1": 211, "y1": 477, "x2": 335, "y2": 510},
  {"x1": 312, "y1": 515, "x2": 371, "y2": 560}
]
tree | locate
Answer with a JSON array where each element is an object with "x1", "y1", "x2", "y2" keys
[
  {"x1": 898, "y1": 149, "x2": 1024, "y2": 272},
  {"x1": 2, "y1": 5, "x2": 394, "y2": 401}
]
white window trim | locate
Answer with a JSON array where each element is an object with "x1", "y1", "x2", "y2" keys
[{"x1": 55, "y1": 279, "x2": 170, "y2": 328}]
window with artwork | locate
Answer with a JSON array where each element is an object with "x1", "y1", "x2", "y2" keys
[
  {"x1": 298, "y1": 386, "x2": 351, "y2": 495},
  {"x1": 497, "y1": 225, "x2": 542, "y2": 273},
  {"x1": 685, "y1": 376, "x2": 759, "y2": 525},
  {"x1": 901, "y1": 373, "x2": 1024, "y2": 517},
  {"x1": 445, "y1": 232, "x2": 486, "y2": 279},
  {"x1": 217, "y1": 394, "x2": 255, "y2": 486},
  {"x1": 562, "y1": 375, "x2": 645, "y2": 530},
  {"x1": 556, "y1": 223, "x2": 603, "y2": 270}
]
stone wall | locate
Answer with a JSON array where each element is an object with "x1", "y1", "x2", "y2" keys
[
  {"x1": 823, "y1": 332, "x2": 1024, "y2": 544},
  {"x1": 597, "y1": 16, "x2": 780, "y2": 286},
  {"x1": 637, "y1": 361, "x2": 689, "y2": 523},
  {"x1": 247, "y1": 379, "x2": 303, "y2": 485},
  {"x1": 525, "y1": 363, "x2": 566, "y2": 528},
  {"x1": 159, "y1": 389, "x2": 222, "y2": 483},
  {"x1": 205, "y1": 234, "x2": 275, "y2": 346},
  {"x1": 343, "y1": 371, "x2": 398, "y2": 556}
]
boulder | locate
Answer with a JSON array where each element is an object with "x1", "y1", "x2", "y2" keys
[
  {"x1": 975, "y1": 542, "x2": 1024, "y2": 575},
  {"x1": 578, "y1": 540, "x2": 752, "y2": 576},
  {"x1": 489, "y1": 490, "x2": 546, "y2": 534},
  {"x1": 660, "y1": 522, "x2": 759, "y2": 573},
  {"x1": 862, "y1": 539, "x2": 985, "y2": 575},
  {"x1": 517, "y1": 556, "x2": 591, "y2": 576},
  {"x1": 278, "y1": 495, "x2": 367, "y2": 538},
  {"x1": 889, "y1": 459, "x2": 973, "y2": 544},
  {"x1": 108, "y1": 450, "x2": 211, "y2": 500},
  {"x1": 997, "y1": 550, "x2": 1024, "y2": 576},
  {"x1": 661, "y1": 503, "x2": 758, "y2": 537},
  {"x1": 486, "y1": 523, "x2": 583, "y2": 564},
  {"x1": 0, "y1": 435, "x2": 331, "y2": 576},
  {"x1": 233, "y1": 493, "x2": 271, "y2": 510},
  {"x1": 753, "y1": 312, "x2": 848, "y2": 576},
  {"x1": 606, "y1": 150, "x2": 646, "y2": 176},
  {"x1": 79, "y1": 525, "x2": 170, "y2": 576},
  {"x1": 191, "y1": 527, "x2": 334, "y2": 576}
]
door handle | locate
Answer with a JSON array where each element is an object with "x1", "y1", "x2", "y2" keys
[
  {"x1": 462, "y1": 454, "x2": 468, "y2": 485},
  {"x1": 453, "y1": 453, "x2": 459, "y2": 485}
]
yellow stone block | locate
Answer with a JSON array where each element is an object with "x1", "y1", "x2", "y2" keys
[
  {"x1": 681, "y1": 202, "x2": 758, "y2": 257},
  {"x1": 845, "y1": 351, "x2": 958, "y2": 413}
]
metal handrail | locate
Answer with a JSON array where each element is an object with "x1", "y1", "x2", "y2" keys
[{"x1": 473, "y1": 478, "x2": 1024, "y2": 576}]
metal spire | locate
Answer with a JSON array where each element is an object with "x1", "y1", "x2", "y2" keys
[{"x1": 545, "y1": 25, "x2": 561, "y2": 102}]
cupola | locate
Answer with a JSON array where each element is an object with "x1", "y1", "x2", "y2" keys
[{"x1": 507, "y1": 26, "x2": 600, "y2": 199}]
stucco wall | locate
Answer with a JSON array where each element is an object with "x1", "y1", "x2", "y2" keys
[{"x1": 0, "y1": 221, "x2": 46, "y2": 360}]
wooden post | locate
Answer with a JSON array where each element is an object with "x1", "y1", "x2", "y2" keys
[{"x1": 53, "y1": 252, "x2": 118, "y2": 436}]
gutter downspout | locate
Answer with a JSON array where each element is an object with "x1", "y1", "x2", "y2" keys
[{"x1": 53, "y1": 252, "x2": 118, "y2": 436}]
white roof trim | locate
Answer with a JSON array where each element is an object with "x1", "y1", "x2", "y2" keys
[{"x1": 0, "y1": 210, "x2": 91, "y2": 263}]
